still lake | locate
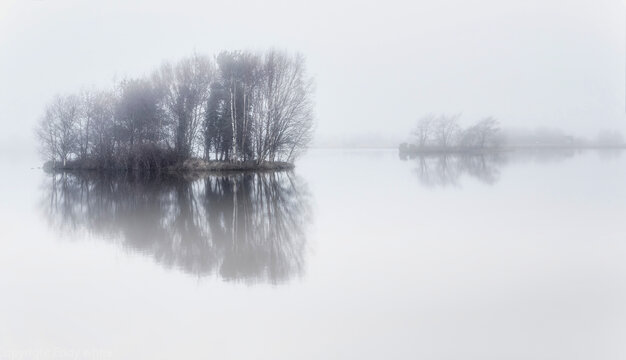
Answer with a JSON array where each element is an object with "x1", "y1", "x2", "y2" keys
[{"x1": 1, "y1": 148, "x2": 626, "y2": 359}]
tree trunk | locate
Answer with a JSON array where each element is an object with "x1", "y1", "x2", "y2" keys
[{"x1": 230, "y1": 79, "x2": 238, "y2": 163}]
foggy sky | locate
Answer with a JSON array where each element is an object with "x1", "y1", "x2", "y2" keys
[{"x1": 0, "y1": 0, "x2": 624, "y2": 157}]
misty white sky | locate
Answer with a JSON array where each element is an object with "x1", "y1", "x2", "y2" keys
[{"x1": 1, "y1": 0, "x2": 625, "y2": 155}]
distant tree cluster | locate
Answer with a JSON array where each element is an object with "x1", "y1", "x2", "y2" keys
[
  {"x1": 400, "y1": 114, "x2": 501, "y2": 153},
  {"x1": 500, "y1": 128, "x2": 625, "y2": 148},
  {"x1": 36, "y1": 50, "x2": 315, "y2": 170},
  {"x1": 594, "y1": 130, "x2": 624, "y2": 147}
]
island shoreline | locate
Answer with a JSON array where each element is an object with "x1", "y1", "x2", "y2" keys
[{"x1": 44, "y1": 159, "x2": 295, "y2": 174}]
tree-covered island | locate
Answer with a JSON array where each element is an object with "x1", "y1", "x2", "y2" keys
[{"x1": 37, "y1": 49, "x2": 314, "y2": 172}]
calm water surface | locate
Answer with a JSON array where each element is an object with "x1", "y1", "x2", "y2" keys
[{"x1": 1, "y1": 149, "x2": 626, "y2": 359}]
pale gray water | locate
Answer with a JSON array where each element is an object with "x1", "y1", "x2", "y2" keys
[{"x1": 1, "y1": 149, "x2": 626, "y2": 359}]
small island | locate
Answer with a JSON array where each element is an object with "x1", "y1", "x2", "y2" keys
[
  {"x1": 37, "y1": 49, "x2": 314, "y2": 173},
  {"x1": 399, "y1": 114, "x2": 626, "y2": 157},
  {"x1": 399, "y1": 115, "x2": 502, "y2": 157}
]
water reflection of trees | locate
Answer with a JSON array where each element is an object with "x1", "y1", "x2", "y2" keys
[
  {"x1": 401, "y1": 149, "x2": 581, "y2": 187},
  {"x1": 402, "y1": 153, "x2": 505, "y2": 187},
  {"x1": 40, "y1": 171, "x2": 311, "y2": 284}
]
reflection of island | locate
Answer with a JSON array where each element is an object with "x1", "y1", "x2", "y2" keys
[
  {"x1": 40, "y1": 171, "x2": 312, "y2": 284},
  {"x1": 405, "y1": 153, "x2": 506, "y2": 186},
  {"x1": 401, "y1": 149, "x2": 587, "y2": 187}
]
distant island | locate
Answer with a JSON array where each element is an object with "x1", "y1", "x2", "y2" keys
[
  {"x1": 36, "y1": 49, "x2": 314, "y2": 172},
  {"x1": 399, "y1": 114, "x2": 626, "y2": 156}
]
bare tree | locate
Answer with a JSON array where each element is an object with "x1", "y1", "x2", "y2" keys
[
  {"x1": 37, "y1": 95, "x2": 81, "y2": 166},
  {"x1": 216, "y1": 51, "x2": 242, "y2": 162},
  {"x1": 433, "y1": 114, "x2": 460, "y2": 148},
  {"x1": 115, "y1": 79, "x2": 161, "y2": 155},
  {"x1": 76, "y1": 89, "x2": 96, "y2": 161},
  {"x1": 157, "y1": 54, "x2": 214, "y2": 159},
  {"x1": 36, "y1": 108, "x2": 59, "y2": 165},
  {"x1": 412, "y1": 114, "x2": 434, "y2": 148},
  {"x1": 211, "y1": 49, "x2": 314, "y2": 163},
  {"x1": 458, "y1": 125, "x2": 478, "y2": 149},
  {"x1": 257, "y1": 50, "x2": 314, "y2": 162},
  {"x1": 89, "y1": 90, "x2": 115, "y2": 165},
  {"x1": 474, "y1": 117, "x2": 500, "y2": 148}
]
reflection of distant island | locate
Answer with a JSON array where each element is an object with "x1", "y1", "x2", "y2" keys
[
  {"x1": 401, "y1": 153, "x2": 506, "y2": 186},
  {"x1": 401, "y1": 148, "x2": 608, "y2": 187},
  {"x1": 40, "y1": 171, "x2": 312, "y2": 284}
]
